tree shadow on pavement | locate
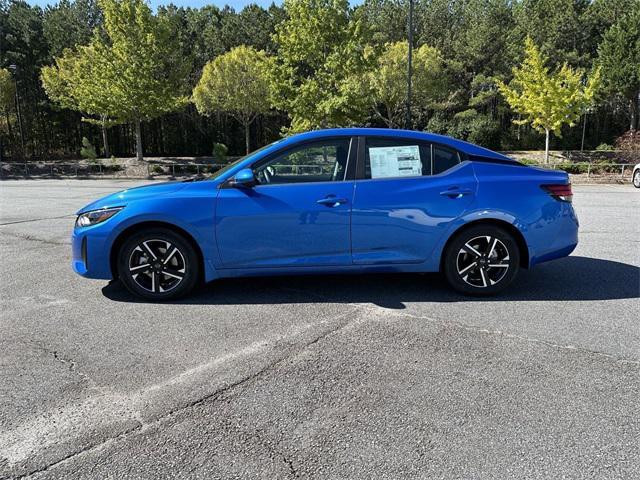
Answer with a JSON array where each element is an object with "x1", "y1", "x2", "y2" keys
[{"x1": 102, "y1": 256, "x2": 640, "y2": 309}]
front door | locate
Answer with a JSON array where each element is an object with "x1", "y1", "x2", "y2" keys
[{"x1": 215, "y1": 137, "x2": 355, "y2": 268}]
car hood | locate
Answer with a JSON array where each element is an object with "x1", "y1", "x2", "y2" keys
[{"x1": 76, "y1": 181, "x2": 189, "y2": 214}]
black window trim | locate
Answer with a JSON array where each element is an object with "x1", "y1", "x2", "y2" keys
[
  {"x1": 222, "y1": 136, "x2": 357, "y2": 188},
  {"x1": 355, "y1": 135, "x2": 466, "y2": 181}
]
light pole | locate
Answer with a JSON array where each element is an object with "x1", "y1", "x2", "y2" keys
[
  {"x1": 405, "y1": 0, "x2": 414, "y2": 130},
  {"x1": 8, "y1": 65, "x2": 25, "y2": 156}
]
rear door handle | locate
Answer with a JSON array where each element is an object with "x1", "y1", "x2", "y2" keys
[
  {"x1": 440, "y1": 188, "x2": 473, "y2": 198},
  {"x1": 316, "y1": 195, "x2": 348, "y2": 207}
]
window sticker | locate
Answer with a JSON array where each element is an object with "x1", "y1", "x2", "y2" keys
[{"x1": 369, "y1": 145, "x2": 422, "y2": 179}]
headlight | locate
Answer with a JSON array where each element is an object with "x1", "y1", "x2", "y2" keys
[{"x1": 76, "y1": 207, "x2": 123, "y2": 228}]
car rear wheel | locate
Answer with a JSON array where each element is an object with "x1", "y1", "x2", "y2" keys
[
  {"x1": 443, "y1": 225, "x2": 520, "y2": 295},
  {"x1": 633, "y1": 170, "x2": 640, "y2": 188},
  {"x1": 117, "y1": 228, "x2": 199, "y2": 300}
]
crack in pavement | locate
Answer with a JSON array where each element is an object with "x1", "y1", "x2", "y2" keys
[
  {"x1": 0, "y1": 230, "x2": 69, "y2": 246},
  {"x1": 279, "y1": 286, "x2": 640, "y2": 366},
  {"x1": 251, "y1": 430, "x2": 300, "y2": 479},
  {"x1": 11, "y1": 307, "x2": 361, "y2": 479},
  {"x1": 24, "y1": 340, "x2": 104, "y2": 393},
  {"x1": 0, "y1": 215, "x2": 74, "y2": 226}
]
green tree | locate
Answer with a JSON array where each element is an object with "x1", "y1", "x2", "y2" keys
[
  {"x1": 513, "y1": 0, "x2": 589, "y2": 68},
  {"x1": 42, "y1": 45, "x2": 113, "y2": 156},
  {"x1": 41, "y1": 0, "x2": 190, "y2": 161},
  {"x1": 597, "y1": 7, "x2": 640, "y2": 131},
  {"x1": 0, "y1": 68, "x2": 16, "y2": 154},
  {"x1": 366, "y1": 41, "x2": 446, "y2": 128},
  {"x1": 0, "y1": 68, "x2": 15, "y2": 121},
  {"x1": 358, "y1": 0, "x2": 408, "y2": 46},
  {"x1": 270, "y1": 0, "x2": 373, "y2": 133},
  {"x1": 193, "y1": 46, "x2": 272, "y2": 154},
  {"x1": 497, "y1": 38, "x2": 601, "y2": 162},
  {"x1": 43, "y1": 0, "x2": 101, "y2": 58}
]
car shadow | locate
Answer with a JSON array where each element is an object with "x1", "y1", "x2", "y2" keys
[{"x1": 102, "y1": 256, "x2": 639, "y2": 308}]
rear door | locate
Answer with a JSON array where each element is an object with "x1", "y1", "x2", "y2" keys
[
  {"x1": 351, "y1": 136, "x2": 477, "y2": 265},
  {"x1": 215, "y1": 137, "x2": 356, "y2": 268}
]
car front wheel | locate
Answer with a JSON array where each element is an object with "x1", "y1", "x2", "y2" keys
[
  {"x1": 633, "y1": 170, "x2": 640, "y2": 188},
  {"x1": 443, "y1": 225, "x2": 520, "y2": 295},
  {"x1": 117, "y1": 228, "x2": 199, "y2": 300}
]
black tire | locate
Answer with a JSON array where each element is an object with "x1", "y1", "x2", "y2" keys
[
  {"x1": 443, "y1": 225, "x2": 520, "y2": 296},
  {"x1": 117, "y1": 228, "x2": 199, "y2": 301},
  {"x1": 633, "y1": 170, "x2": 640, "y2": 188}
]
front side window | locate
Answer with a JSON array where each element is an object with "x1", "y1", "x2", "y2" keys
[
  {"x1": 363, "y1": 137, "x2": 462, "y2": 179},
  {"x1": 254, "y1": 138, "x2": 352, "y2": 185}
]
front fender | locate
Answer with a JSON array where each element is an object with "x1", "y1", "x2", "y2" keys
[{"x1": 75, "y1": 190, "x2": 220, "y2": 282}]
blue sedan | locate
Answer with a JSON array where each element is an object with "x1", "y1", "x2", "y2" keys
[{"x1": 72, "y1": 128, "x2": 578, "y2": 300}]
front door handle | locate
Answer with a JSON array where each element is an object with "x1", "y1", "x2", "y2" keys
[
  {"x1": 316, "y1": 195, "x2": 348, "y2": 207},
  {"x1": 440, "y1": 187, "x2": 473, "y2": 198}
]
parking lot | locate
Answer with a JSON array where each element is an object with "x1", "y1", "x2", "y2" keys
[{"x1": 0, "y1": 179, "x2": 638, "y2": 479}]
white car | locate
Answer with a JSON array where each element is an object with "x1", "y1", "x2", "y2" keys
[{"x1": 634, "y1": 164, "x2": 640, "y2": 188}]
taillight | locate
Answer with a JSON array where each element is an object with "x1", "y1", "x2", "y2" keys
[{"x1": 541, "y1": 183, "x2": 573, "y2": 202}]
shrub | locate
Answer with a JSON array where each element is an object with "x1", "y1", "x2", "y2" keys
[
  {"x1": 595, "y1": 143, "x2": 614, "y2": 151},
  {"x1": 614, "y1": 130, "x2": 640, "y2": 152},
  {"x1": 152, "y1": 165, "x2": 165, "y2": 174},
  {"x1": 212, "y1": 142, "x2": 228, "y2": 163},
  {"x1": 103, "y1": 164, "x2": 123, "y2": 173},
  {"x1": 80, "y1": 137, "x2": 97, "y2": 160}
]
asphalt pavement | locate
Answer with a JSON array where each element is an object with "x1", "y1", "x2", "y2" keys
[{"x1": 0, "y1": 180, "x2": 638, "y2": 479}]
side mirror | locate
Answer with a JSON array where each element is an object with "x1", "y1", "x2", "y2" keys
[{"x1": 230, "y1": 168, "x2": 256, "y2": 188}]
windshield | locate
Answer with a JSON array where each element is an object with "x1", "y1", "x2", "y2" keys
[{"x1": 208, "y1": 139, "x2": 285, "y2": 180}]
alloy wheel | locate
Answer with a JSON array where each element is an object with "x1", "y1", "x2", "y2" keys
[
  {"x1": 633, "y1": 171, "x2": 640, "y2": 188},
  {"x1": 128, "y1": 239, "x2": 186, "y2": 293},
  {"x1": 456, "y1": 235, "x2": 511, "y2": 288}
]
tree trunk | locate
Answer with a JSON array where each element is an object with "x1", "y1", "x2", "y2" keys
[
  {"x1": 581, "y1": 113, "x2": 587, "y2": 151},
  {"x1": 631, "y1": 95, "x2": 639, "y2": 131},
  {"x1": 245, "y1": 122, "x2": 250, "y2": 155},
  {"x1": 101, "y1": 119, "x2": 110, "y2": 158},
  {"x1": 545, "y1": 129, "x2": 550, "y2": 164},
  {"x1": 135, "y1": 119, "x2": 143, "y2": 161}
]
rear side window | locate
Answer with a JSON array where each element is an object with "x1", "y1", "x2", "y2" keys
[
  {"x1": 433, "y1": 146, "x2": 461, "y2": 175},
  {"x1": 363, "y1": 137, "x2": 462, "y2": 179}
]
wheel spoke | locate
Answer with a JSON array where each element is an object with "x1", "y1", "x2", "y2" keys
[
  {"x1": 487, "y1": 237, "x2": 498, "y2": 257},
  {"x1": 458, "y1": 261, "x2": 477, "y2": 275},
  {"x1": 130, "y1": 263, "x2": 150, "y2": 272},
  {"x1": 163, "y1": 270, "x2": 184, "y2": 280},
  {"x1": 142, "y1": 241, "x2": 158, "y2": 260},
  {"x1": 151, "y1": 271, "x2": 157, "y2": 292},
  {"x1": 163, "y1": 247, "x2": 178, "y2": 265},
  {"x1": 488, "y1": 263, "x2": 509, "y2": 268},
  {"x1": 463, "y1": 242, "x2": 482, "y2": 258},
  {"x1": 479, "y1": 267, "x2": 488, "y2": 287}
]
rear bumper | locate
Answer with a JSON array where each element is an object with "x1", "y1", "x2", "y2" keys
[
  {"x1": 528, "y1": 202, "x2": 579, "y2": 267},
  {"x1": 71, "y1": 226, "x2": 114, "y2": 280}
]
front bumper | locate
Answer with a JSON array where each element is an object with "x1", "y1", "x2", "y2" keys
[{"x1": 71, "y1": 226, "x2": 114, "y2": 280}]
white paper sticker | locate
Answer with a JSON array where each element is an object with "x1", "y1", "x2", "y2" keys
[{"x1": 369, "y1": 145, "x2": 422, "y2": 179}]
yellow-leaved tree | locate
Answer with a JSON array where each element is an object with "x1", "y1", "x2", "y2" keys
[{"x1": 497, "y1": 37, "x2": 600, "y2": 163}]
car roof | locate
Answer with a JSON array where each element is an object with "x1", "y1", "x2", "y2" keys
[{"x1": 279, "y1": 128, "x2": 514, "y2": 162}]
